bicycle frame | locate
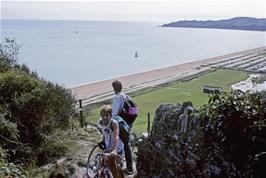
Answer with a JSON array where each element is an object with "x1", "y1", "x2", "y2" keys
[{"x1": 86, "y1": 146, "x2": 124, "y2": 178}]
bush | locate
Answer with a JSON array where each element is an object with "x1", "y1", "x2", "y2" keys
[
  {"x1": 36, "y1": 141, "x2": 68, "y2": 166},
  {"x1": 200, "y1": 91, "x2": 266, "y2": 177},
  {"x1": 0, "y1": 39, "x2": 76, "y2": 167},
  {"x1": 0, "y1": 70, "x2": 75, "y2": 155},
  {"x1": 0, "y1": 147, "x2": 27, "y2": 178},
  {"x1": 0, "y1": 113, "x2": 19, "y2": 145}
]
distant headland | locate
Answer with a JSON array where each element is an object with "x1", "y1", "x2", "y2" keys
[{"x1": 161, "y1": 17, "x2": 266, "y2": 31}]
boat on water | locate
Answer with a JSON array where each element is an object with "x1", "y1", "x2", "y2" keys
[{"x1": 134, "y1": 51, "x2": 139, "y2": 58}]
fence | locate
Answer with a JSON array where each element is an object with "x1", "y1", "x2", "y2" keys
[{"x1": 76, "y1": 99, "x2": 151, "y2": 133}]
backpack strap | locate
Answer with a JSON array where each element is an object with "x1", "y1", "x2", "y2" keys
[{"x1": 118, "y1": 93, "x2": 128, "y2": 114}]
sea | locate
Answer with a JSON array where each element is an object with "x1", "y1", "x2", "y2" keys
[{"x1": 1, "y1": 19, "x2": 265, "y2": 88}]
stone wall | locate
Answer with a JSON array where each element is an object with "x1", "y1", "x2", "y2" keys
[{"x1": 136, "y1": 102, "x2": 238, "y2": 178}]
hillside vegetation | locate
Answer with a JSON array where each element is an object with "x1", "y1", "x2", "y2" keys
[
  {"x1": 0, "y1": 39, "x2": 75, "y2": 177},
  {"x1": 162, "y1": 17, "x2": 266, "y2": 31}
]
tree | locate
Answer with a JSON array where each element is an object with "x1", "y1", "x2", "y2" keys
[{"x1": 0, "y1": 38, "x2": 20, "y2": 72}]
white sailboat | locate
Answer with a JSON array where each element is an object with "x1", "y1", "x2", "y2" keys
[{"x1": 134, "y1": 51, "x2": 139, "y2": 58}]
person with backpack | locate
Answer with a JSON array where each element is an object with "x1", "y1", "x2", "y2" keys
[
  {"x1": 111, "y1": 80, "x2": 138, "y2": 128},
  {"x1": 98, "y1": 104, "x2": 134, "y2": 175}
]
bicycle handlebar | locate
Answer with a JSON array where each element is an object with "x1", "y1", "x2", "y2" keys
[{"x1": 95, "y1": 152, "x2": 123, "y2": 161}]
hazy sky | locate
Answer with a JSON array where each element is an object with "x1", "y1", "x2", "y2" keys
[{"x1": 1, "y1": 0, "x2": 266, "y2": 22}]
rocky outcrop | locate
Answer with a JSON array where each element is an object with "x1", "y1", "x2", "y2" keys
[{"x1": 136, "y1": 102, "x2": 207, "y2": 178}]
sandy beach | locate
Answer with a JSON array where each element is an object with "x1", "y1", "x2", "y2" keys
[{"x1": 70, "y1": 46, "x2": 266, "y2": 105}]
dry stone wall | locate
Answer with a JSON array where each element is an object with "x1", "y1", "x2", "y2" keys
[{"x1": 136, "y1": 102, "x2": 237, "y2": 178}]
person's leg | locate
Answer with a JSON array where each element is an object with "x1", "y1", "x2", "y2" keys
[
  {"x1": 117, "y1": 139, "x2": 124, "y2": 156},
  {"x1": 120, "y1": 129, "x2": 133, "y2": 172},
  {"x1": 116, "y1": 139, "x2": 124, "y2": 167},
  {"x1": 124, "y1": 140, "x2": 133, "y2": 170}
]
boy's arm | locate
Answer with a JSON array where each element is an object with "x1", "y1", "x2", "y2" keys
[
  {"x1": 109, "y1": 121, "x2": 119, "y2": 153},
  {"x1": 97, "y1": 118, "x2": 103, "y2": 133}
]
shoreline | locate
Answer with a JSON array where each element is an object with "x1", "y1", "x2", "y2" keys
[{"x1": 70, "y1": 46, "x2": 266, "y2": 105}]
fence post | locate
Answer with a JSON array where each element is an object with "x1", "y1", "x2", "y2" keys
[
  {"x1": 79, "y1": 99, "x2": 84, "y2": 127},
  {"x1": 147, "y1": 113, "x2": 151, "y2": 133}
]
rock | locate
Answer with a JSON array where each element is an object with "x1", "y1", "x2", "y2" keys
[{"x1": 136, "y1": 102, "x2": 237, "y2": 177}]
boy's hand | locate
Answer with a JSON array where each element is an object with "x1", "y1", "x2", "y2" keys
[
  {"x1": 104, "y1": 148, "x2": 116, "y2": 154},
  {"x1": 97, "y1": 141, "x2": 105, "y2": 150},
  {"x1": 104, "y1": 148, "x2": 112, "y2": 153}
]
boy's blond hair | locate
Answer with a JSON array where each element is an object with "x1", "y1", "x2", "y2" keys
[{"x1": 100, "y1": 105, "x2": 112, "y2": 115}]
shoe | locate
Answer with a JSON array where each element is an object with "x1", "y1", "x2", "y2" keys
[{"x1": 123, "y1": 168, "x2": 134, "y2": 175}]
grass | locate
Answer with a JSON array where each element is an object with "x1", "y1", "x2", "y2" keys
[{"x1": 86, "y1": 69, "x2": 248, "y2": 135}]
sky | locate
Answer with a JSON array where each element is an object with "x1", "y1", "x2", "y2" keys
[{"x1": 1, "y1": 0, "x2": 266, "y2": 22}]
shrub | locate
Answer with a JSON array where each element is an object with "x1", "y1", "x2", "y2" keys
[
  {"x1": 0, "y1": 113, "x2": 19, "y2": 146},
  {"x1": 0, "y1": 39, "x2": 76, "y2": 167},
  {"x1": 0, "y1": 147, "x2": 27, "y2": 178},
  {"x1": 0, "y1": 70, "x2": 75, "y2": 149},
  {"x1": 200, "y1": 91, "x2": 266, "y2": 176},
  {"x1": 36, "y1": 141, "x2": 68, "y2": 166}
]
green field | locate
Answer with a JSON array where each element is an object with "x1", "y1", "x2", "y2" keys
[{"x1": 86, "y1": 69, "x2": 248, "y2": 135}]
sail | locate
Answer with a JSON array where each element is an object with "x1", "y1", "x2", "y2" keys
[{"x1": 134, "y1": 51, "x2": 139, "y2": 58}]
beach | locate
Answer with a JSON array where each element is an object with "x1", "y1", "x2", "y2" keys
[{"x1": 70, "y1": 46, "x2": 266, "y2": 105}]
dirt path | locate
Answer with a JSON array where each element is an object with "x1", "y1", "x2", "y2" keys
[{"x1": 36, "y1": 127, "x2": 137, "y2": 178}]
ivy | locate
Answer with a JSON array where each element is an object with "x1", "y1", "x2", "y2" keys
[{"x1": 200, "y1": 91, "x2": 266, "y2": 176}]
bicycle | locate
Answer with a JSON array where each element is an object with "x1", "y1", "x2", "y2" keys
[{"x1": 84, "y1": 144, "x2": 124, "y2": 178}]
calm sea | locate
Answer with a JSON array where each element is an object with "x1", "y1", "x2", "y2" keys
[{"x1": 1, "y1": 20, "x2": 265, "y2": 87}]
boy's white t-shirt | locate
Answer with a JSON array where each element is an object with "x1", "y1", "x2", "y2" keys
[{"x1": 97, "y1": 118, "x2": 124, "y2": 153}]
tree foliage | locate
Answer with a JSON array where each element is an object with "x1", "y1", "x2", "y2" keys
[
  {"x1": 0, "y1": 38, "x2": 20, "y2": 72},
  {"x1": 0, "y1": 113, "x2": 19, "y2": 145},
  {"x1": 200, "y1": 91, "x2": 266, "y2": 177},
  {"x1": 0, "y1": 39, "x2": 76, "y2": 169},
  {"x1": 0, "y1": 147, "x2": 27, "y2": 178},
  {"x1": 0, "y1": 70, "x2": 75, "y2": 145}
]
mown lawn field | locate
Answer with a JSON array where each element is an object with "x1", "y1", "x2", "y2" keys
[{"x1": 86, "y1": 69, "x2": 248, "y2": 135}]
